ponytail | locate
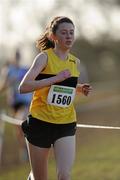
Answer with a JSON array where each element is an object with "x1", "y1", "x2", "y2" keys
[{"x1": 36, "y1": 28, "x2": 55, "y2": 51}]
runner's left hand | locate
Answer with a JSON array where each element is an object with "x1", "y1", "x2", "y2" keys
[{"x1": 76, "y1": 83, "x2": 92, "y2": 96}]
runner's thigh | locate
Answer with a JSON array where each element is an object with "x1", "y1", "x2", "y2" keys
[{"x1": 53, "y1": 136, "x2": 76, "y2": 171}]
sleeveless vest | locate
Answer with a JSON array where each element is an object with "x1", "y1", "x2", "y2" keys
[{"x1": 30, "y1": 48, "x2": 80, "y2": 124}]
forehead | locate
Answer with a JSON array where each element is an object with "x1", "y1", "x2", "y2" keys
[{"x1": 57, "y1": 22, "x2": 74, "y2": 31}]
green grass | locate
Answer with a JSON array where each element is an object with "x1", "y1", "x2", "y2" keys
[
  {"x1": 73, "y1": 132, "x2": 120, "y2": 180},
  {"x1": 1, "y1": 132, "x2": 120, "y2": 180},
  {"x1": 0, "y1": 82, "x2": 120, "y2": 179},
  {"x1": 0, "y1": 164, "x2": 29, "y2": 180}
]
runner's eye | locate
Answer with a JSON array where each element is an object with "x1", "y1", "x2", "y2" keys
[
  {"x1": 70, "y1": 31, "x2": 74, "y2": 35},
  {"x1": 61, "y1": 31, "x2": 66, "y2": 35}
]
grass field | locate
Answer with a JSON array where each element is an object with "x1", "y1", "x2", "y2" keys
[{"x1": 0, "y1": 81, "x2": 120, "y2": 180}]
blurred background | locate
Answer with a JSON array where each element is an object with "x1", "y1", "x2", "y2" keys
[{"x1": 0, "y1": 0, "x2": 120, "y2": 179}]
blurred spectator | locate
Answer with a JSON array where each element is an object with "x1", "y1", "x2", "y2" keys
[{"x1": 0, "y1": 49, "x2": 32, "y2": 163}]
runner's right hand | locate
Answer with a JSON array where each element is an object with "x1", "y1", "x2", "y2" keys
[{"x1": 56, "y1": 69, "x2": 71, "y2": 82}]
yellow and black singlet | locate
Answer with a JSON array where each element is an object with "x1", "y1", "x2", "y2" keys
[{"x1": 30, "y1": 48, "x2": 80, "y2": 124}]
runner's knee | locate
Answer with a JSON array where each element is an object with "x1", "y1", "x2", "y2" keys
[{"x1": 57, "y1": 169, "x2": 70, "y2": 180}]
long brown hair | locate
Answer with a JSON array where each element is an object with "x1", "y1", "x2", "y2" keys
[{"x1": 36, "y1": 16, "x2": 74, "y2": 51}]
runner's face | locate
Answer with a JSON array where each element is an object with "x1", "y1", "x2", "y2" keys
[{"x1": 54, "y1": 22, "x2": 75, "y2": 50}]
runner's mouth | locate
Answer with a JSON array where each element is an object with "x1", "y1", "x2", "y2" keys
[{"x1": 66, "y1": 41, "x2": 72, "y2": 45}]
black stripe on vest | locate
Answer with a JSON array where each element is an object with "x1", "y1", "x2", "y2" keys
[{"x1": 35, "y1": 73, "x2": 78, "y2": 88}]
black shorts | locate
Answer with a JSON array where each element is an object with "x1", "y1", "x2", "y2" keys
[{"x1": 21, "y1": 115, "x2": 76, "y2": 148}]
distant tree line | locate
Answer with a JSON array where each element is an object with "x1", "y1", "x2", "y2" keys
[{"x1": 72, "y1": 38, "x2": 120, "y2": 82}]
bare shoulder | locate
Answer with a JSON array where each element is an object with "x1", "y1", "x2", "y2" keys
[
  {"x1": 76, "y1": 58, "x2": 80, "y2": 64},
  {"x1": 33, "y1": 52, "x2": 48, "y2": 67},
  {"x1": 76, "y1": 58, "x2": 80, "y2": 72},
  {"x1": 76, "y1": 58, "x2": 80, "y2": 66},
  {"x1": 25, "y1": 51, "x2": 48, "y2": 80}
]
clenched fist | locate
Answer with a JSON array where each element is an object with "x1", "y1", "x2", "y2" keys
[
  {"x1": 56, "y1": 69, "x2": 71, "y2": 82},
  {"x1": 76, "y1": 83, "x2": 92, "y2": 96}
]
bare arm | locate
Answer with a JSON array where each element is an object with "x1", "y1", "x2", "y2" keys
[
  {"x1": 19, "y1": 52, "x2": 71, "y2": 94},
  {"x1": 76, "y1": 58, "x2": 92, "y2": 96}
]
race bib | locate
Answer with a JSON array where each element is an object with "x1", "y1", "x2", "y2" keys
[{"x1": 47, "y1": 85, "x2": 76, "y2": 107}]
